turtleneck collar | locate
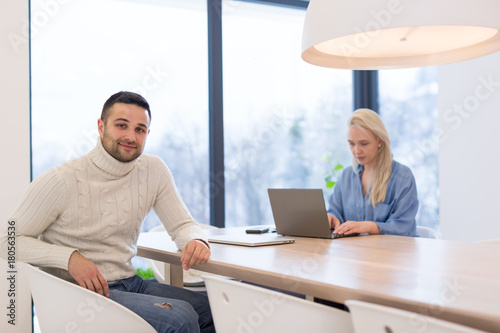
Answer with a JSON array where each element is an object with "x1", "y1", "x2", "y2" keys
[{"x1": 89, "y1": 139, "x2": 138, "y2": 177}]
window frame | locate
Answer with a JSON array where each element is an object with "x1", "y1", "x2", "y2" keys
[{"x1": 206, "y1": 0, "x2": 377, "y2": 226}]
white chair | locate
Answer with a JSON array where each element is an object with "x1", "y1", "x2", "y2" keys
[
  {"x1": 416, "y1": 225, "x2": 441, "y2": 239},
  {"x1": 23, "y1": 263, "x2": 156, "y2": 333},
  {"x1": 203, "y1": 275, "x2": 354, "y2": 333},
  {"x1": 345, "y1": 300, "x2": 487, "y2": 333},
  {"x1": 146, "y1": 223, "x2": 217, "y2": 286}
]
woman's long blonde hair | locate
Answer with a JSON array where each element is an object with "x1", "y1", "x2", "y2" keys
[{"x1": 348, "y1": 108, "x2": 392, "y2": 206}]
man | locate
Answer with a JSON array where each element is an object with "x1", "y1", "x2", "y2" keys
[{"x1": 1, "y1": 91, "x2": 215, "y2": 332}]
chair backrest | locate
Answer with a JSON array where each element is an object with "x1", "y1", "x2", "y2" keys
[
  {"x1": 345, "y1": 300, "x2": 487, "y2": 333},
  {"x1": 203, "y1": 275, "x2": 354, "y2": 333},
  {"x1": 23, "y1": 263, "x2": 156, "y2": 333},
  {"x1": 416, "y1": 225, "x2": 441, "y2": 239}
]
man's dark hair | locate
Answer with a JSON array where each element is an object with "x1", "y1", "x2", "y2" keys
[{"x1": 101, "y1": 91, "x2": 151, "y2": 123}]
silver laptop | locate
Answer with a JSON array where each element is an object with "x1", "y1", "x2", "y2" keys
[
  {"x1": 268, "y1": 188, "x2": 356, "y2": 239},
  {"x1": 208, "y1": 233, "x2": 295, "y2": 247}
]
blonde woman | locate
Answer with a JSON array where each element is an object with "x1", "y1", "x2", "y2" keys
[{"x1": 327, "y1": 108, "x2": 418, "y2": 237}]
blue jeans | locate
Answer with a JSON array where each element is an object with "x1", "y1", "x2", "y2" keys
[{"x1": 108, "y1": 275, "x2": 215, "y2": 333}]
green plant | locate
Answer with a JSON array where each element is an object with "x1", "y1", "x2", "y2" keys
[
  {"x1": 136, "y1": 267, "x2": 156, "y2": 280},
  {"x1": 323, "y1": 153, "x2": 344, "y2": 189}
]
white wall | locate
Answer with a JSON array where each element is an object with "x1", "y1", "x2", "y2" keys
[
  {"x1": 439, "y1": 51, "x2": 500, "y2": 241},
  {"x1": 0, "y1": 1, "x2": 32, "y2": 332}
]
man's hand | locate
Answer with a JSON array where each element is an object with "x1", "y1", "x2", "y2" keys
[
  {"x1": 181, "y1": 239, "x2": 211, "y2": 270},
  {"x1": 68, "y1": 251, "x2": 109, "y2": 297},
  {"x1": 327, "y1": 213, "x2": 341, "y2": 230}
]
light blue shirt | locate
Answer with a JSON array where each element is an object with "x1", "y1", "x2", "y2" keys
[{"x1": 327, "y1": 160, "x2": 418, "y2": 237}]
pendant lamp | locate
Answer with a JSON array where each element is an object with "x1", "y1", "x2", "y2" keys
[{"x1": 302, "y1": 0, "x2": 500, "y2": 70}]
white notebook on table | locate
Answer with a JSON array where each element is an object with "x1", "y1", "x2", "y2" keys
[{"x1": 208, "y1": 233, "x2": 295, "y2": 247}]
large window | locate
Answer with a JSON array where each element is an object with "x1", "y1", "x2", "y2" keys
[
  {"x1": 31, "y1": 0, "x2": 439, "y2": 232},
  {"x1": 379, "y1": 67, "x2": 439, "y2": 230},
  {"x1": 31, "y1": 0, "x2": 210, "y2": 228},
  {"x1": 222, "y1": 1, "x2": 352, "y2": 226}
]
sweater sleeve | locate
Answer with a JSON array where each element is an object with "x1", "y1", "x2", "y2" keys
[
  {"x1": 0, "y1": 168, "x2": 77, "y2": 270},
  {"x1": 150, "y1": 157, "x2": 208, "y2": 250}
]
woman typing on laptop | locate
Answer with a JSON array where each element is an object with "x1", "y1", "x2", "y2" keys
[{"x1": 327, "y1": 108, "x2": 419, "y2": 237}]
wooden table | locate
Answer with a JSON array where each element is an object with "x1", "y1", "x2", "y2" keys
[{"x1": 137, "y1": 228, "x2": 500, "y2": 332}]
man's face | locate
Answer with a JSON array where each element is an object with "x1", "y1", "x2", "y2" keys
[{"x1": 98, "y1": 102, "x2": 150, "y2": 162}]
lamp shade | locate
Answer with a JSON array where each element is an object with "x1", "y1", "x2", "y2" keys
[{"x1": 302, "y1": 0, "x2": 500, "y2": 70}]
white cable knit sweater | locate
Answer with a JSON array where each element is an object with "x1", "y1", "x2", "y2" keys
[{"x1": 1, "y1": 139, "x2": 207, "y2": 283}]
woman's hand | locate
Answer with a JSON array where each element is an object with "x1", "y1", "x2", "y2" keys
[
  {"x1": 327, "y1": 213, "x2": 341, "y2": 230},
  {"x1": 333, "y1": 221, "x2": 381, "y2": 235}
]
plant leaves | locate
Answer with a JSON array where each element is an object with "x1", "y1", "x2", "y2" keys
[
  {"x1": 334, "y1": 163, "x2": 344, "y2": 171},
  {"x1": 326, "y1": 181, "x2": 336, "y2": 188}
]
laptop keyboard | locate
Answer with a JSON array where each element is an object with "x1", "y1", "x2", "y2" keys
[{"x1": 332, "y1": 232, "x2": 360, "y2": 239}]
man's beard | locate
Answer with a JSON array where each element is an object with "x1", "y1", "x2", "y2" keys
[{"x1": 101, "y1": 133, "x2": 142, "y2": 162}]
